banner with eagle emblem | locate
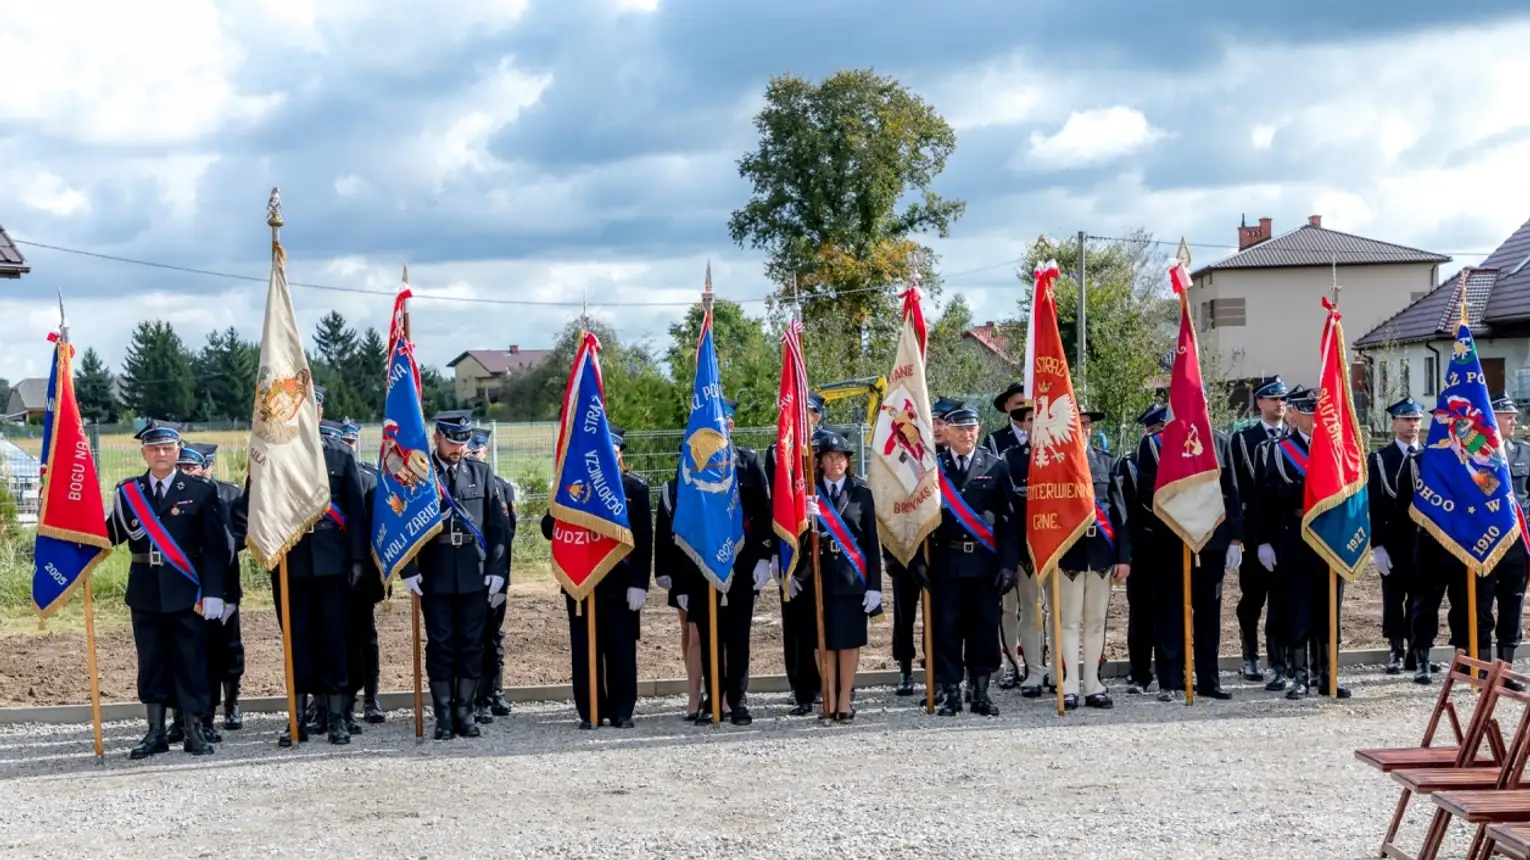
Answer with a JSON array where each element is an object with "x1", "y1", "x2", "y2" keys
[
  {"x1": 673, "y1": 300, "x2": 744, "y2": 592},
  {"x1": 870, "y1": 286, "x2": 942, "y2": 566},
  {"x1": 1024, "y1": 260, "x2": 1095, "y2": 579}
]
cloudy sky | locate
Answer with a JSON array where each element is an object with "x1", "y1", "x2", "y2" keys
[{"x1": 3, "y1": 1, "x2": 1529, "y2": 384}]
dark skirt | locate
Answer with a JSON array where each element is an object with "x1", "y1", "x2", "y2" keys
[{"x1": 823, "y1": 594, "x2": 868, "y2": 651}]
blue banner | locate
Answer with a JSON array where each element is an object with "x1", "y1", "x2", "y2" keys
[
  {"x1": 1411, "y1": 321, "x2": 1522, "y2": 572},
  {"x1": 673, "y1": 313, "x2": 743, "y2": 591},
  {"x1": 370, "y1": 335, "x2": 445, "y2": 580}
]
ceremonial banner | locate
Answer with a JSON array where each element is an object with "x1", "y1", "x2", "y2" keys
[
  {"x1": 370, "y1": 290, "x2": 444, "y2": 582},
  {"x1": 245, "y1": 237, "x2": 330, "y2": 570},
  {"x1": 673, "y1": 306, "x2": 744, "y2": 591},
  {"x1": 548, "y1": 332, "x2": 635, "y2": 601},
  {"x1": 771, "y1": 319, "x2": 810, "y2": 579},
  {"x1": 1152, "y1": 260, "x2": 1226, "y2": 551},
  {"x1": 1412, "y1": 310, "x2": 1521, "y2": 573},
  {"x1": 1302, "y1": 298, "x2": 1370, "y2": 580},
  {"x1": 33, "y1": 331, "x2": 110, "y2": 618},
  {"x1": 1024, "y1": 261, "x2": 1094, "y2": 579},
  {"x1": 870, "y1": 287, "x2": 941, "y2": 566}
]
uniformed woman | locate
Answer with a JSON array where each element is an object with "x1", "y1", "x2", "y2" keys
[
  {"x1": 795, "y1": 431, "x2": 883, "y2": 721},
  {"x1": 656, "y1": 472, "x2": 705, "y2": 720}
]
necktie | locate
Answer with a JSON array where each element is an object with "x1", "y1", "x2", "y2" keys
[
  {"x1": 1267, "y1": 427, "x2": 1276, "y2": 440},
  {"x1": 958, "y1": 455, "x2": 969, "y2": 479},
  {"x1": 1408, "y1": 445, "x2": 1417, "y2": 455},
  {"x1": 830, "y1": 484, "x2": 842, "y2": 507},
  {"x1": 153, "y1": 480, "x2": 165, "y2": 506}
]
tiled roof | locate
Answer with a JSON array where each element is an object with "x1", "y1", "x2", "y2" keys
[
  {"x1": 962, "y1": 322, "x2": 1018, "y2": 363},
  {"x1": 446, "y1": 348, "x2": 552, "y2": 375},
  {"x1": 0, "y1": 224, "x2": 29, "y2": 278},
  {"x1": 1355, "y1": 217, "x2": 1530, "y2": 348},
  {"x1": 1192, "y1": 224, "x2": 1450, "y2": 275},
  {"x1": 7, "y1": 378, "x2": 48, "y2": 412}
]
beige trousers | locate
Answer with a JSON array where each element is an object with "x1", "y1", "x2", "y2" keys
[
  {"x1": 1058, "y1": 570, "x2": 1112, "y2": 697},
  {"x1": 1015, "y1": 571, "x2": 1050, "y2": 683}
]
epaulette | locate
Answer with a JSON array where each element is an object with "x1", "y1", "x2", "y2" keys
[{"x1": 625, "y1": 470, "x2": 650, "y2": 487}]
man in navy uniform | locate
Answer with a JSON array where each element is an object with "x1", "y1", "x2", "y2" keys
[
  {"x1": 174, "y1": 442, "x2": 246, "y2": 740},
  {"x1": 542, "y1": 424, "x2": 652, "y2": 728},
  {"x1": 982, "y1": 381, "x2": 1029, "y2": 455},
  {"x1": 1368, "y1": 397, "x2": 1425, "y2": 675},
  {"x1": 337, "y1": 419, "x2": 388, "y2": 726},
  {"x1": 107, "y1": 421, "x2": 231, "y2": 759},
  {"x1": 766, "y1": 393, "x2": 826, "y2": 715},
  {"x1": 1484, "y1": 396, "x2": 1529, "y2": 684},
  {"x1": 1117, "y1": 403, "x2": 1167, "y2": 693},
  {"x1": 468, "y1": 425, "x2": 519, "y2": 723},
  {"x1": 928, "y1": 407, "x2": 1020, "y2": 716},
  {"x1": 1232, "y1": 377, "x2": 1288, "y2": 683},
  {"x1": 400, "y1": 411, "x2": 513, "y2": 739}
]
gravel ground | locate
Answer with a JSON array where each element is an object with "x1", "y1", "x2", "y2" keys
[{"x1": 0, "y1": 665, "x2": 1501, "y2": 859}]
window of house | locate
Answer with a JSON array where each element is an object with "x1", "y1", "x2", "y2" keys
[
  {"x1": 1209, "y1": 298, "x2": 1246, "y2": 328},
  {"x1": 1378, "y1": 360, "x2": 1389, "y2": 401},
  {"x1": 1198, "y1": 301, "x2": 1212, "y2": 330},
  {"x1": 1424, "y1": 355, "x2": 1438, "y2": 396},
  {"x1": 1399, "y1": 358, "x2": 1410, "y2": 394}
]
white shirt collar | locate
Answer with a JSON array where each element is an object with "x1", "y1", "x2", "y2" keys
[
  {"x1": 827, "y1": 477, "x2": 844, "y2": 496},
  {"x1": 1297, "y1": 430, "x2": 1312, "y2": 445},
  {"x1": 1396, "y1": 438, "x2": 1417, "y2": 454},
  {"x1": 1261, "y1": 420, "x2": 1283, "y2": 435}
]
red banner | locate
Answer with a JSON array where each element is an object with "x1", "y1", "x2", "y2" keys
[
  {"x1": 771, "y1": 320, "x2": 810, "y2": 579},
  {"x1": 1153, "y1": 262, "x2": 1226, "y2": 551},
  {"x1": 1024, "y1": 261, "x2": 1094, "y2": 579},
  {"x1": 1302, "y1": 297, "x2": 1371, "y2": 581}
]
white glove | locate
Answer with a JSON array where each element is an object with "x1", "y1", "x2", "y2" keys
[
  {"x1": 677, "y1": 594, "x2": 689, "y2": 613},
  {"x1": 656, "y1": 574, "x2": 673, "y2": 591},
  {"x1": 752, "y1": 560, "x2": 771, "y2": 591},
  {"x1": 221, "y1": 601, "x2": 238, "y2": 624},
  {"x1": 805, "y1": 497, "x2": 820, "y2": 517},
  {"x1": 201, "y1": 597, "x2": 225, "y2": 622},
  {"x1": 788, "y1": 577, "x2": 803, "y2": 599},
  {"x1": 485, "y1": 574, "x2": 505, "y2": 595},
  {"x1": 1257, "y1": 544, "x2": 1277, "y2": 572},
  {"x1": 626, "y1": 587, "x2": 646, "y2": 612},
  {"x1": 863, "y1": 590, "x2": 882, "y2": 614},
  {"x1": 1225, "y1": 544, "x2": 1243, "y2": 571},
  {"x1": 770, "y1": 556, "x2": 780, "y2": 577},
  {"x1": 403, "y1": 574, "x2": 424, "y2": 597},
  {"x1": 489, "y1": 592, "x2": 506, "y2": 609},
  {"x1": 1373, "y1": 547, "x2": 1393, "y2": 576}
]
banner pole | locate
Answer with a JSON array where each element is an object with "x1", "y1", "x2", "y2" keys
[
  {"x1": 588, "y1": 594, "x2": 599, "y2": 729},
  {"x1": 1329, "y1": 567, "x2": 1339, "y2": 697},
  {"x1": 922, "y1": 540, "x2": 934, "y2": 714},
  {"x1": 83, "y1": 572, "x2": 105, "y2": 765},
  {"x1": 411, "y1": 591, "x2": 424, "y2": 743},
  {"x1": 1051, "y1": 572, "x2": 1065, "y2": 716},
  {"x1": 278, "y1": 555, "x2": 301, "y2": 747},
  {"x1": 1183, "y1": 545, "x2": 1194, "y2": 706},
  {"x1": 1467, "y1": 572, "x2": 1478, "y2": 662},
  {"x1": 708, "y1": 583, "x2": 721, "y2": 724}
]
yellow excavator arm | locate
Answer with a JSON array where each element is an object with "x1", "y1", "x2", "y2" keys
[{"x1": 817, "y1": 376, "x2": 887, "y2": 429}]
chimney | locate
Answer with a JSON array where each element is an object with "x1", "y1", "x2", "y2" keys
[
  {"x1": 1238, "y1": 216, "x2": 1272, "y2": 250},
  {"x1": 508, "y1": 344, "x2": 519, "y2": 355},
  {"x1": 1308, "y1": 214, "x2": 1322, "y2": 228}
]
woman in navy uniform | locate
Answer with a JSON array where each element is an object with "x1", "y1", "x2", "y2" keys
[
  {"x1": 655, "y1": 467, "x2": 705, "y2": 720},
  {"x1": 791, "y1": 431, "x2": 882, "y2": 721},
  {"x1": 400, "y1": 411, "x2": 514, "y2": 740},
  {"x1": 106, "y1": 421, "x2": 231, "y2": 759}
]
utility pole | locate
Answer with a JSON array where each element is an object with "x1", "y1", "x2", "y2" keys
[{"x1": 1076, "y1": 230, "x2": 1087, "y2": 380}]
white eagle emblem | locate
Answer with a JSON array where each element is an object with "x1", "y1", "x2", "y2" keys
[{"x1": 1030, "y1": 393, "x2": 1078, "y2": 467}]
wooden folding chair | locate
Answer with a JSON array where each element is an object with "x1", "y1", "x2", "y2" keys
[
  {"x1": 1414, "y1": 667, "x2": 1530, "y2": 860},
  {"x1": 1482, "y1": 823, "x2": 1530, "y2": 859},
  {"x1": 1370, "y1": 656, "x2": 1509, "y2": 857}
]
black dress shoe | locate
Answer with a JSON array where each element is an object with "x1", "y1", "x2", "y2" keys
[
  {"x1": 1264, "y1": 670, "x2": 1288, "y2": 692},
  {"x1": 1197, "y1": 687, "x2": 1233, "y2": 701},
  {"x1": 937, "y1": 685, "x2": 962, "y2": 716},
  {"x1": 223, "y1": 681, "x2": 243, "y2": 730},
  {"x1": 167, "y1": 711, "x2": 185, "y2": 745},
  {"x1": 363, "y1": 694, "x2": 387, "y2": 724},
  {"x1": 730, "y1": 706, "x2": 753, "y2": 726},
  {"x1": 1241, "y1": 659, "x2": 1264, "y2": 682},
  {"x1": 614, "y1": 718, "x2": 635, "y2": 729},
  {"x1": 474, "y1": 702, "x2": 495, "y2": 725},
  {"x1": 1157, "y1": 689, "x2": 1183, "y2": 703},
  {"x1": 452, "y1": 680, "x2": 481, "y2": 738},
  {"x1": 1084, "y1": 693, "x2": 1113, "y2": 709},
  {"x1": 997, "y1": 664, "x2": 1019, "y2": 690},
  {"x1": 345, "y1": 712, "x2": 363, "y2": 736},
  {"x1": 489, "y1": 690, "x2": 512, "y2": 717},
  {"x1": 896, "y1": 660, "x2": 916, "y2": 696},
  {"x1": 199, "y1": 715, "x2": 223, "y2": 744},
  {"x1": 683, "y1": 711, "x2": 700, "y2": 722},
  {"x1": 835, "y1": 709, "x2": 856, "y2": 723},
  {"x1": 183, "y1": 720, "x2": 215, "y2": 756},
  {"x1": 130, "y1": 705, "x2": 170, "y2": 760},
  {"x1": 1286, "y1": 682, "x2": 1308, "y2": 700},
  {"x1": 1062, "y1": 694, "x2": 1079, "y2": 711},
  {"x1": 788, "y1": 702, "x2": 814, "y2": 717},
  {"x1": 578, "y1": 720, "x2": 594, "y2": 730},
  {"x1": 1019, "y1": 683, "x2": 1043, "y2": 699}
]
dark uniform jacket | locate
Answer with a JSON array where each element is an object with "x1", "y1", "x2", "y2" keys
[
  {"x1": 1368, "y1": 441, "x2": 1421, "y2": 563},
  {"x1": 931, "y1": 446, "x2": 1021, "y2": 579},
  {"x1": 1114, "y1": 447, "x2": 1155, "y2": 563},
  {"x1": 281, "y1": 436, "x2": 368, "y2": 581},
  {"x1": 735, "y1": 446, "x2": 773, "y2": 578},
  {"x1": 982, "y1": 424, "x2": 1025, "y2": 457},
  {"x1": 1250, "y1": 431, "x2": 1316, "y2": 568},
  {"x1": 1233, "y1": 422, "x2": 1284, "y2": 508},
  {"x1": 1135, "y1": 428, "x2": 1244, "y2": 553},
  {"x1": 354, "y1": 461, "x2": 386, "y2": 603},
  {"x1": 403, "y1": 454, "x2": 513, "y2": 595},
  {"x1": 1058, "y1": 447, "x2": 1131, "y2": 573},
  {"x1": 655, "y1": 478, "x2": 699, "y2": 606},
  {"x1": 799, "y1": 475, "x2": 883, "y2": 599},
  {"x1": 107, "y1": 471, "x2": 231, "y2": 614},
  {"x1": 540, "y1": 470, "x2": 653, "y2": 602},
  {"x1": 1502, "y1": 438, "x2": 1530, "y2": 566},
  {"x1": 212, "y1": 479, "x2": 244, "y2": 604}
]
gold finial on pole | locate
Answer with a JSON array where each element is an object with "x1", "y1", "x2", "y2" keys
[
  {"x1": 1176, "y1": 237, "x2": 1192, "y2": 270},
  {"x1": 1459, "y1": 266, "x2": 1473, "y2": 327},
  {"x1": 402, "y1": 263, "x2": 409, "y2": 285},
  {"x1": 1331, "y1": 252, "x2": 1341, "y2": 306},
  {"x1": 57, "y1": 289, "x2": 68, "y2": 344},
  {"x1": 702, "y1": 260, "x2": 715, "y2": 315},
  {"x1": 267, "y1": 187, "x2": 283, "y2": 241}
]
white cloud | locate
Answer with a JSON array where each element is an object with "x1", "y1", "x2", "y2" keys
[
  {"x1": 1023, "y1": 106, "x2": 1167, "y2": 168},
  {"x1": 16, "y1": 170, "x2": 89, "y2": 217},
  {"x1": 1251, "y1": 123, "x2": 1277, "y2": 150},
  {"x1": 613, "y1": 0, "x2": 661, "y2": 13},
  {"x1": 334, "y1": 174, "x2": 366, "y2": 197},
  {"x1": 415, "y1": 57, "x2": 553, "y2": 187}
]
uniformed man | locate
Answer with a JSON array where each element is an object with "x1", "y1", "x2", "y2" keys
[
  {"x1": 1400, "y1": 437, "x2": 1468, "y2": 686},
  {"x1": 1368, "y1": 397, "x2": 1425, "y2": 675},
  {"x1": 337, "y1": 419, "x2": 388, "y2": 727},
  {"x1": 400, "y1": 411, "x2": 513, "y2": 740},
  {"x1": 1232, "y1": 377, "x2": 1288, "y2": 683},
  {"x1": 107, "y1": 421, "x2": 231, "y2": 759},
  {"x1": 467, "y1": 426, "x2": 519, "y2": 723},
  {"x1": 930, "y1": 395, "x2": 961, "y2": 453},
  {"x1": 928, "y1": 408, "x2": 1020, "y2": 716},
  {"x1": 1117, "y1": 403, "x2": 1167, "y2": 693},
  {"x1": 1253, "y1": 389, "x2": 1347, "y2": 699},
  {"x1": 541, "y1": 424, "x2": 651, "y2": 728},
  {"x1": 1001, "y1": 404, "x2": 1051, "y2": 698},
  {"x1": 1485, "y1": 395, "x2": 1529, "y2": 682},
  {"x1": 766, "y1": 393, "x2": 825, "y2": 716},
  {"x1": 687, "y1": 398, "x2": 773, "y2": 725},
  {"x1": 982, "y1": 381, "x2": 1029, "y2": 455},
  {"x1": 180, "y1": 442, "x2": 245, "y2": 739}
]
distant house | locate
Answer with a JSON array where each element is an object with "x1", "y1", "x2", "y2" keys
[
  {"x1": 6, "y1": 378, "x2": 48, "y2": 419},
  {"x1": 447, "y1": 344, "x2": 552, "y2": 407},
  {"x1": 0, "y1": 224, "x2": 29, "y2": 279},
  {"x1": 1355, "y1": 216, "x2": 1530, "y2": 428},
  {"x1": 962, "y1": 321, "x2": 1021, "y2": 374},
  {"x1": 1187, "y1": 214, "x2": 1450, "y2": 406}
]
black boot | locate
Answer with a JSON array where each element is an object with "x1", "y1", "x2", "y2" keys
[
  {"x1": 1413, "y1": 648, "x2": 1433, "y2": 684},
  {"x1": 326, "y1": 694, "x2": 351, "y2": 745},
  {"x1": 488, "y1": 671, "x2": 511, "y2": 716},
  {"x1": 1285, "y1": 648, "x2": 1309, "y2": 700},
  {"x1": 166, "y1": 709, "x2": 185, "y2": 744},
  {"x1": 183, "y1": 716, "x2": 215, "y2": 756},
  {"x1": 896, "y1": 659, "x2": 915, "y2": 696},
  {"x1": 343, "y1": 695, "x2": 363, "y2": 735},
  {"x1": 364, "y1": 677, "x2": 386, "y2": 724},
  {"x1": 1314, "y1": 644, "x2": 1351, "y2": 698},
  {"x1": 1241, "y1": 655, "x2": 1264, "y2": 682},
  {"x1": 970, "y1": 674, "x2": 999, "y2": 716},
  {"x1": 1501, "y1": 646, "x2": 1526, "y2": 690},
  {"x1": 453, "y1": 679, "x2": 481, "y2": 738},
  {"x1": 937, "y1": 684, "x2": 962, "y2": 716},
  {"x1": 306, "y1": 694, "x2": 328, "y2": 734},
  {"x1": 1386, "y1": 639, "x2": 1405, "y2": 675},
  {"x1": 430, "y1": 681, "x2": 454, "y2": 740},
  {"x1": 199, "y1": 712, "x2": 223, "y2": 744},
  {"x1": 222, "y1": 680, "x2": 243, "y2": 730},
  {"x1": 129, "y1": 704, "x2": 170, "y2": 760},
  {"x1": 474, "y1": 680, "x2": 495, "y2": 725},
  {"x1": 997, "y1": 662, "x2": 1020, "y2": 690},
  {"x1": 1264, "y1": 648, "x2": 1290, "y2": 692}
]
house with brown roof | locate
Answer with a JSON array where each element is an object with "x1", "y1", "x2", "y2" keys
[
  {"x1": 0, "y1": 224, "x2": 29, "y2": 279},
  {"x1": 1186, "y1": 215, "x2": 1449, "y2": 402},
  {"x1": 1355, "y1": 216, "x2": 1530, "y2": 426},
  {"x1": 446, "y1": 344, "x2": 552, "y2": 407},
  {"x1": 962, "y1": 321, "x2": 1020, "y2": 371},
  {"x1": 5, "y1": 378, "x2": 48, "y2": 420}
]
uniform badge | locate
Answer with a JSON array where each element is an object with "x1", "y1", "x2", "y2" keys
[{"x1": 170, "y1": 506, "x2": 181, "y2": 516}]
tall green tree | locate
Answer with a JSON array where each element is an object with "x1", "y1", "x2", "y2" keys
[
  {"x1": 418, "y1": 365, "x2": 456, "y2": 418},
  {"x1": 925, "y1": 293, "x2": 1015, "y2": 402},
  {"x1": 0, "y1": 377, "x2": 11, "y2": 416},
  {"x1": 119, "y1": 321, "x2": 195, "y2": 421},
  {"x1": 192, "y1": 327, "x2": 258, "y2": 421},
  {"x1": 310, "y1": 312, "x2": 363, "y2": 419},
  {"x1": 729, "y1": 69, "x2": 965, "y2": 337},
  {"x1": 75, "y1": 349, "x2": 117, "y2": 424},
  {"x1": 353, "y1": 327, "x2": 388, "y2": 419},
  {"x1": 500, "y1": 319, "x2": 678, "y2": 428}
]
